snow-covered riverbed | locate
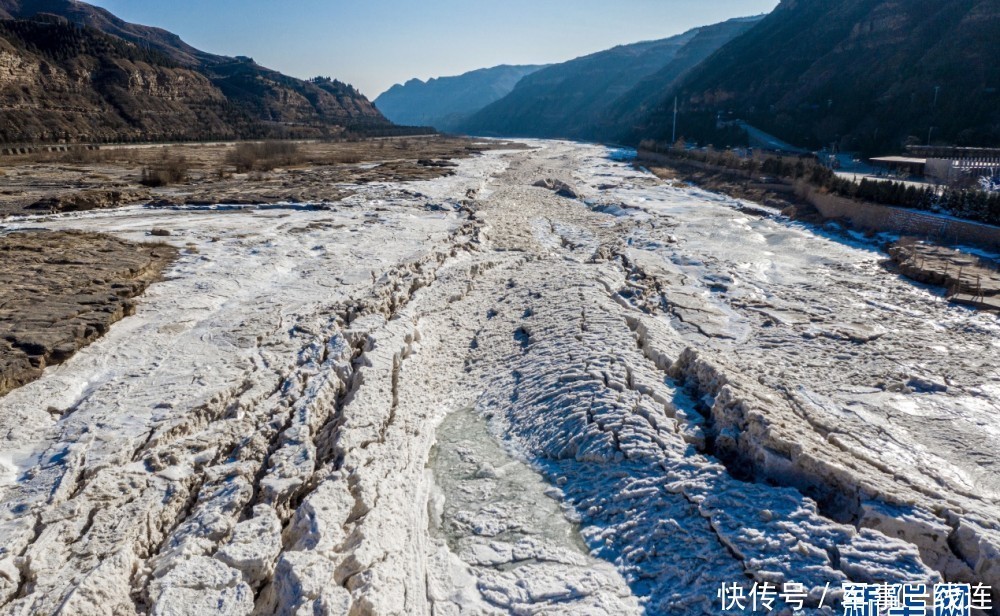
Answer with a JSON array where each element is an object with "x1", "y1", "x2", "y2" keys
[{"x1": 0, "y1": 141, "x2": 997, "y2": 615}]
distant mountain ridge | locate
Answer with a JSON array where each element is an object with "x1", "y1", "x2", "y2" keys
[
  {"x1": 458, "y1": 16, "x2": 763, "y2": 142},
  {"x1": 375, "y1": 64, "x2": 547, "y2": 132},
  {"x1": 638, "y1": 0, "x2": 1000, "y2": 152},
  {"x1": 0, "y1": 0, "x2": 392, "y2": 144}
]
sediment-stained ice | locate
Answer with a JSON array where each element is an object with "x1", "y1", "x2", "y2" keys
[{"x1": 0, "y1": 141, "x2": 997, "y2": 615}]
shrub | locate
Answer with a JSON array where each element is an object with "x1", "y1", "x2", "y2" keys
[
  {"x1": 226, "y1": 141, "x2": 302, "y2": 173},
  {"x1": 140, "y1": 155, "x2": 189, "y2": 187},
  {"x1": 323, "y1": 152, "x2": 364, "y2": 164}
]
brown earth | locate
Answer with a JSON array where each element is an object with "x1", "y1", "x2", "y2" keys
[
  {"x1": 0, "y1": 137, "x2": 526, "y2": 217},
  {"x1": 889, "y1": 240, "x2": 1000, "y2": 311},
  {"x1": 0, "y1": 230, "x2": 177, "y2": 397}
]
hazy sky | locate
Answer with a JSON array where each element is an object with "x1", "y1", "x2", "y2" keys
[{"x1": 87, "y1": 0, "x2": 779, "y2": 99}]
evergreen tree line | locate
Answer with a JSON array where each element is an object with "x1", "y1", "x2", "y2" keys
[{"x1": 0, "y1": 19, "x2": 177, "y2": 66}]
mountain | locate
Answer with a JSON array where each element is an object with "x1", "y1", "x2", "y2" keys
[
  {"x1": 0, "y1": 0, "x2": 390, "y2": 144},
  {"x1": 0, "y1": 0, "x2": 212, "y2": 65},
  {"x1": 601, "y1": 17, "x2": 766, "y2": 143},
  {"x1": 375, "y1": 64, "x2": 546, "y2": 132},
  {"x1": 458, "y1": 17, "x2": 763, "y2": 142},
  {"x1": 637, "y1": 0, "x2": 1000, "y2": 153}
]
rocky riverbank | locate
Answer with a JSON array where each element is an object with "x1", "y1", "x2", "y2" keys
[
  {"x1": 0, "y1": 137, "x2": 525, "y2": 217},
  {"x1": 0, "y1": 231, "x2": 176, "y2": 398},
  {"x1": 889, "y1": 241, "x2": 1000, "y2": 311},
  {"x1": 0, "y1": 138, "x2": 529, "y2": 400}
]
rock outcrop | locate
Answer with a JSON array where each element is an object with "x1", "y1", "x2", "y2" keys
[
  {"x1": 889, "y1": 240, "x2": 1000, "y2": 310},
  {"x1": 26, "y1": 189, "x2": 152, "y2": 213},
  {"x1": 0, "y1": 230, "x2": 176, "y2": 397}
]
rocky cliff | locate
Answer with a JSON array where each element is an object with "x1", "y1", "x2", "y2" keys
[{"x1": 0, "y1": 1, "x2": 390, "y2": 143}]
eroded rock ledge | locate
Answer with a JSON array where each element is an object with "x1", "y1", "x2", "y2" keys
[{"x1": 0, "y1": 231, "x2": 177, "y2": 397}]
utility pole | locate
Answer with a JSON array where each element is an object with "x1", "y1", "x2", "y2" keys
[
  {"x1": 927, "y1": 126, "x2": 935, "y2": 146},
  {"x1": 933, "y1": 86, "x2": 940, "y2": 107},
  {"x1": 672, "y1": 97, "x2": 678, "y2": 145}
]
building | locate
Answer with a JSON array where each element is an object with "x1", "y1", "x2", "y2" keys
[
  {"x1": 869, "y1": 155, "x2": 927, "y2": 178},
  {"x1": 905, "y1": 146, "x2": 1000, "y2": 183}
]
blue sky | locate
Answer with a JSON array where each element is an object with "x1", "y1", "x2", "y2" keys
[{"x1": 87, "y1": 0, "x2": 779, "y2": 99}]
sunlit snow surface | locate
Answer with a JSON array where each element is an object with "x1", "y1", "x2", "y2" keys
[
  {"x1": 575, "y1": 149, "x2": 1000, "y2": 504},
  {"x1": 0, "y1": 141, "x2": 997, "y2": 615},
  {"x1": 0, "y1": 151, "x2": 506, "y2": 491}
]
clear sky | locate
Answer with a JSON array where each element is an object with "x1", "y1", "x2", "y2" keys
[{"x1": 87, "y1": 0, "x2": 780, "y2": 99}]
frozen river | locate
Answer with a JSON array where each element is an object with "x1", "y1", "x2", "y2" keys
[{"x1": 0, "y1": 141, "x2": 997, "y2": 615}]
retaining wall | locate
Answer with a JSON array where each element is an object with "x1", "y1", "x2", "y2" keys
[
  {"x1": 799, "y1": 185, "x2": 1000, "y2": 251},
  {"x1": 0, "y1": 145, "x2": 100, "y2": 156}
]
